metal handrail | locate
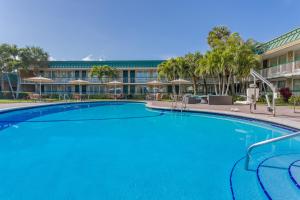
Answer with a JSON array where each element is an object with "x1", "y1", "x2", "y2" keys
[{"x1": 245, "y1": 131, "x2": 300, "y2": 170}]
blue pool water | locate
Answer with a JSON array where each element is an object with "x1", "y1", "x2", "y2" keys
[{"x1": 0, "y1": 102, "x2": 299, "y2": 200}]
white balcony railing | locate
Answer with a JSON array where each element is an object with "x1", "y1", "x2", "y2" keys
[
  {"x1": 259, "y1": 62, "x2": 299, "y2": 79},
  {"x1": 21, "y1": 77, "x2": 218, "y2": 85}
]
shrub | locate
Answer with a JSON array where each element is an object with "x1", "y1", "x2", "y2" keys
[
  {"x1": 0, "y1": 91, "x2": 14, "y2": 99},
  {"x1": 18, "y1": 92, "x2": 30, "y2": 99},
  {"x1": 257, "y1": 96, "x2": 267, "y2": 103},
  {"x1": 289, "y1": 96, "x2": 300, "y2": 105},
  {"x1": 233, "y1": 95, "x2": 246, "y2": 102},
  {"x1": 279, "y1": 87, "x2": 292, "y2": 102},
  {"x1": 88, "y1": 94, "x2": 108, "y2": 99}
]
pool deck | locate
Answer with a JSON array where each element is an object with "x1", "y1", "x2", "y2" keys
[
  {"x1": 0, "y1": 101, "x2": 299, "y2": 130},
  {"x1": 146, "y1": 101, "x2": 300, "y2": 130}
]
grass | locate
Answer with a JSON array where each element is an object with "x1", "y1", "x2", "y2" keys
[{"x1": 0, "y1": 99, "x2": 37, "y2": 103}]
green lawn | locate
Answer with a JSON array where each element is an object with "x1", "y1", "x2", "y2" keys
[{"x1": 0, "y1": 99, "x2": 37, "y2": 103}]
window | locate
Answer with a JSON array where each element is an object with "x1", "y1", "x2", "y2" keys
[
  {"x1": 279, "y1": 55, "x2": 287, "y2": 65},
  {"x1": 263, "y1": 60, "x2": 268, "y2": 68},
  {"x1": 270, "y1": 58, "x2": 278, "y2": 67},
  {"x1": 293, "y1": 79, "x2": 300, "y2": 91},
  {"x1": 277, "y1": 80, "x2": 286, "y2": 89},
  {"x1": 295, "y1": 51, "x2": 300, "y2": 61}
]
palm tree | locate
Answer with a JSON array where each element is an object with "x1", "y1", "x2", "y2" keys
[
  {"x1": 17, "y1": 46, "x2": 49, "y2": 98},
  {"x1": 90, "y1": 65, "x2": 118, "y2": 82},
  {"x1": 202, "y1": 26, "x2": 261, "y2": 96},
  {"x1": 158, "y1": 58, "x2": 182, "y2": 95},
  {"x1": 0, "y1": 44, "x2": 22, "y2": 99},
  {"x1": 207, "y1": 26, "x2": 231, "y2": 49},
  {"x1": 184, "y1": 52, "x2": 203, "y2": 95}
]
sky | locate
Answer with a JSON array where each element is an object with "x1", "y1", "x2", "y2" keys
[{"x1": 0, "y1": 0, "x2": 299, "y2": 61}]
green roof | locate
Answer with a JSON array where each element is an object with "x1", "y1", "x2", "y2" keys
[
  {"x1": 257, "y1": 27, "x2": 300, "y2": 54},
  {"x1": 48, "y1": 60, "x2": 164, "y2": 69}
]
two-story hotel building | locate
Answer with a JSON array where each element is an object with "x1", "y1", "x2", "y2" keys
[
  {"x1": 257, "y1": 27, "x2": 300, "y2": 95},
  {"x1": 19, "y1": 27, "x2": 300, "y2": 97},
  {"x1": 21, "y1": 60, "x2": 164, "y2": 96}
]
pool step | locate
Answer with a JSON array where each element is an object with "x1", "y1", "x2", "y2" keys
[
  {"x1": 230, "y1": 156, "x2": 266, "y2": 200},
  {"x1": 257, "y1": 154, "x2": 300, "y2": 200},
  {"x1": 231, "y1": 154, "x2": 300, "y2": 200},
  {"x1": 289, "y1": 160, "x2": 300, "y2": 189}
]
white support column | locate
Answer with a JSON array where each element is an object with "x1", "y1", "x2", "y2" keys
[{"x1": 292, "y1": 50, "x2": 295, "y2": 73}]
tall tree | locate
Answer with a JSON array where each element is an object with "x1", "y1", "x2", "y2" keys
[
  {"x1": 158, "y1": 58, "x2": 183, "y2": 95},
  {"x1": 207, "y1": 26, "x2": 231, "y2": 49},
  {"x1": 0, "y1": 44, "x2": 21, "y2": 99},
  {"x1": 200, "y1": 26, "x2": 260, "y2": 95},
  {"x1": 184, "y1": 52, "x2": 203, "y2": 95},
  {"x1": 18, "y1": 46, "x2": 49, "y2": 98}
]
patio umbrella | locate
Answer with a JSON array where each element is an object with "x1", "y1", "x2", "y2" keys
[
  {"x1": 24, "y1": 76, "x2": 53, "y2": 99},
  {"x1": 69, "y1": 79, "x2": 90, "y2": 100},
  {"x1": 106, "y1": 80, "x2": 123, "y2": 100},
  {"x1": 170, "y1": 78, "x2": 191, "y2": 97},
  {"x1": 147, "y1": 80, "x2": 163, "y2": 100}
]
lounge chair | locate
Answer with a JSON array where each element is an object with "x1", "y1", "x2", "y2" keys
[
  {"x1": 28, "y1": 93, "x2": 41, "y2": 102},
  {"x1": 73, "y1": 94, "x2": 81, "y2": 101}
]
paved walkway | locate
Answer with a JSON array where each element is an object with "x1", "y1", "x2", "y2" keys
[
  {"x1": 147, "y1": 101, "x2": 300, "y2": 129},
  {"x1": 0, "y1": 101, "x2": 299, "y2": 129},
  {"x1": 0, "y1": 102, "x2": 50, "y2": 111}
]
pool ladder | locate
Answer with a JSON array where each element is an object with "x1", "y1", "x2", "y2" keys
[
  {"x1": 171, "y1": 95, "x2": 187, "y2": 112},
  {"x1": 245, "y1": 130, "x2": 300, "y2": 170}
]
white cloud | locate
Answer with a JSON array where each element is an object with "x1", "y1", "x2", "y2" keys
[
  {"x1": 81, "y1": 55, "x2": 106, "y2": 61},
  {"x1": 161, "y1": 54, "x2": 177, "y2": 60},
  {"x1": 98, "y1": 56, "x2": 105, "y2": 61},
  {"x1": 49, "y1": 56, "x2": 56, "y2": 61},
  {"x1": 82, "y1": 54, "x2": 93, "y2": 61}
]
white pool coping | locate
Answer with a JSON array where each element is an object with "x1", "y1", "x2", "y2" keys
[
  {"x1": 145, "y1": 102, "x2": 300, "y2": 130},
  {"x1": 0, "y1": 101, "x2": 299, "y2": 130}
]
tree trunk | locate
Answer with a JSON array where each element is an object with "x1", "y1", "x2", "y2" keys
[
  {"x1": 231, "y1": 76, "x2": 235, "y2": 96},
  {"x1": 221, "y1": 73, "x2": 226, "y2": 95},
  {"x1": 203, "y1": 78, "x2": 207, "y2": 95},
  {"x1": 5, "y1": 73, "x2": 15, "y2": 99},
  {"x1": 192, "y1": 77, "x2": 197, "y2": 95},
  {"x1": 172, "y1": 84, "x2": 176, "y2": 96},
  {"x1": 0, "y1": 72, "x2": 3, "y2": 91},
  {"x1": 218, "y1": 75, "x2": 221, "y2": 95},
  {"x1": 16, "y1": 71, "x2": 21, "y2": 99},
  {"x1": 225, "y1": 73, "x2": 232, "y2": 95},
  {"x1": 214, "y1": 84, "x2": 217, "y2": 95}
]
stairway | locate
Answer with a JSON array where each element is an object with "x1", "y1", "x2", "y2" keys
[{"x1": 231, "y1": 154, "x2": 300, "y2": 200}]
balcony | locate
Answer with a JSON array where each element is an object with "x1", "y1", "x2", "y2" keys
[
  {"x1": 260, "y1": 61, "x2": 300, "y2": 79},
  {"x1": 21, "y1": 77, "x2": 167, "y2": 84}
]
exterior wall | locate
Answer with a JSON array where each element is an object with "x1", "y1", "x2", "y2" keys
[
  {"x1": 20, "y1": 61, "x2": 165, "y2": 96},
  {"x1": 260, "y1": 42, "x2": 300, "y2": 95}
]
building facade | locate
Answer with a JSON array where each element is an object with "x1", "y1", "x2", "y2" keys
[
  {"x1": 21, "y1": 60, "x2": 164, "y2": 96},
  {"x1": 257, "y1": 27, "x2": 300, "y2": 95},
  {"x1": 19, "y1": 27, "x2": 300, "y2": 98}
]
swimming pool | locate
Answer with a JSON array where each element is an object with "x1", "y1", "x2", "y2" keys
[{"x1": 0, "y1": 102, "x2": 299, "y2": 200}]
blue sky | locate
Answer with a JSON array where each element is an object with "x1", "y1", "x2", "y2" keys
[{"x1": 0, "y1": 0, "x2": 299, "y2": 61}]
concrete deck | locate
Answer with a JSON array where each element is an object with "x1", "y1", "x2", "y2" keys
[
  {"x1": 0, "y1": 102, "x2": 51, "y2": 111},
  {"x1": 146, "y1": 101, "x2": 300, "y2": 129},
  {"x1": 0, "y1": 101, "x2": 299, "y2": 130}
]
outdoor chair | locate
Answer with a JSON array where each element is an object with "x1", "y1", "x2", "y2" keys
[
  {"x1": 73, "y1": 94, "x2": 81, "y2": 101},
  {"x1": 28, "y1": 93, "x2": 41, "y2": 102}
]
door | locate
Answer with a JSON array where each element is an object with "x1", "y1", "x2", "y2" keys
[
  {"x1": 82, "y1": 85, "x2": 87, "y2": 94},
  {"x1": 123, "y1": 85, "x2": 128, "y2": 94},
  {"x1": 130, "y1": 85, "x2": 135, "y2": 94},
  {"x1": 75, "y1": 71, "x2": 80, "y2": 79},
  {"x1": 75, "y1": 85, "x2": 80, "y2": 93},
  {"x1": 82, "y1": 71, "x2": 87, "y2": 80},
  {"x1": 130, "y1": 70, "x2": 135, "y2": 83},
  {"x1": 123, "y1": 71, "x2": 128, "y2": 83}
]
